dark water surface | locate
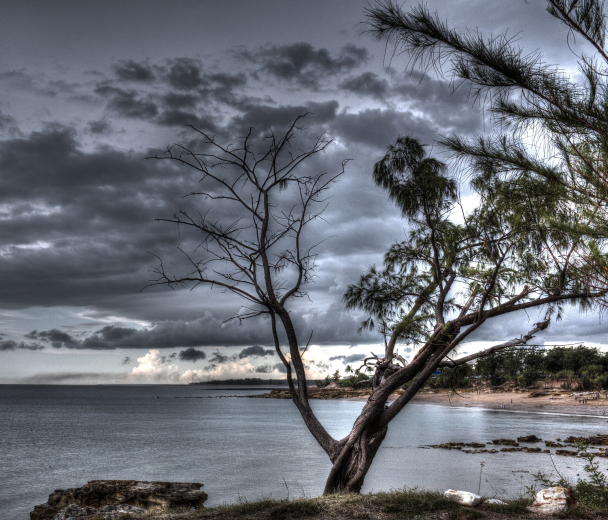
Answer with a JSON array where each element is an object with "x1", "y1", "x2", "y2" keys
[{"x1": 2, "y1": 384, "x2": 608, "y2": 519}]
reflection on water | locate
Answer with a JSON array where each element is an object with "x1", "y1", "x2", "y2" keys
[{"x1": 1, "y1": 385, "x2": 607, "y2": 519}]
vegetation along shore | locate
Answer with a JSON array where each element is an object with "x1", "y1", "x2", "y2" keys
[{"x1": 121, "y1": 488, "x2": 608, "y2": 520}]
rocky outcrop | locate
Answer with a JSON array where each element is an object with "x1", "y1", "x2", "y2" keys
[
  {"x1": 499, "y1": 447, "x2": 549, "y2": 453},
  {"x1": 251, "y1": 387, "x2": 374, "y2": 399},
  {"x1": 526, "y1": 486, "x2": 575, "y2": 515},
  {"x1": 444, "y1": 490, "x2": 483, "y2": 506},
  {"x1": 52, "y1": 504, "x2": 145, "y2": 520},
  {"x1": 30, "y1": 480, "x2": 207, "y2": 520},
  {"x1": 563, "y1": 434, "x2": 608, "y2": 445},
  {"x1": 517, "y1": 435, "x2": 542, "y2": 442},
  {"x1": 491, "y1": 438, "x2": 518, "y2": 446},
  {"x1": 555, "y1": 449, "x2": 579, "y2": 457},
  {"x1": 427, "y1": 442, "x2": 485, "y2": 449}
]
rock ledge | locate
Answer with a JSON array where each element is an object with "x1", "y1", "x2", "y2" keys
[{"x1": 30, "y1": 480, "x2": 207, "y2": 520}]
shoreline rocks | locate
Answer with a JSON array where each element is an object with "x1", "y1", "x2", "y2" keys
[
  {"x1": 250, "y1": 387, "x2": 374, "y2": 399},
  {"x1": 30, "y1": 480, "x2": 208, "y2": 520},
  {"x1": 444, "y1": 490, "x2": 484, "y2": 506},
  {"x1": 526, "y1": 486, "x2": 575, "y2": 515}
]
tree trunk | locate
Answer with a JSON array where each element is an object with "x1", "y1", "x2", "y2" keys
[{"x1": 323, "y1": 424, "x2": 388, "y2": 494}]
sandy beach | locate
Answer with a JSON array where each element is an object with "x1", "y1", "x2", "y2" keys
[{"x1": 408, "y1": 389, "x2": 608, "y2": 416}]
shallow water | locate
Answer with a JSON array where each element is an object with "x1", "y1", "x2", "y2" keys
[{"x1": 2, "y1": 384, "x2": 607, "y2": 519}]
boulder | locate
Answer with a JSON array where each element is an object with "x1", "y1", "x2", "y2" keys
[
  {"x1": 444, "y1": 489, "x2": 484, "y2": 507},
  {"x1": 30, "y1": 480, "x2": 207, "y2": 520},
  {"x1": 526, "y1": 486, "x2": 575, "y2": 515}
]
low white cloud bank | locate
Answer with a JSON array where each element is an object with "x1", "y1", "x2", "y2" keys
[{"x1": 124, "y1": 346, "x2": 350, "y2": 384}]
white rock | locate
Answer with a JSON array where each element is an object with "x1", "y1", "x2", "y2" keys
[
  {"x1": 526, "y1": 486, "x2": 575, "y2": 515},
  {"x1": 485, "y1": 498, "x2": 507, "y2": 505},
  {"x1": 444, "y1": 489, "x2": 484, "y2": 506}
]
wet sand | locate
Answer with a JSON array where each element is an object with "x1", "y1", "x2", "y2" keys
[{"x1": 408, "y1": 389, "x2": 608, "y2": 416}]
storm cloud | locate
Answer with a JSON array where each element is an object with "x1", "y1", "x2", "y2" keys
[
  {"x1": 178, "y1": 347, "x2": 207, "y2": 362},
  {"x1": 236, "y1": 43, "x2": 368, "y2": 89},
  {"x1": 1, "y1": 0, "x2": 599, "y2": 385}
]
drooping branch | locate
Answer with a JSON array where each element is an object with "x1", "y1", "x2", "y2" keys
[{"x1": 437, "y1": 319, "x2": 550, "y2": 367}]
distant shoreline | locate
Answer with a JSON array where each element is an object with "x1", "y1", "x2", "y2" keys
[
  {"x1": 252, "y1": 387, "x2": 608, "y2": 417},
  {"x1": 408, "y1": 389, "x2": 608, "y2": 417}
]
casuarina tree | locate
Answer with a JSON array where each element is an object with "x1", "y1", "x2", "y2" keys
[
  {"x1": 366, "y1": 0, "x2": 608, "y2": 280},
  {"x1": 149, "y1": 114, "x2": 606, "y2": 494}
]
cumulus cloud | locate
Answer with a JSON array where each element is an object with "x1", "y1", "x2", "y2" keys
[{"x1": 127, "y1": 349, "x2": 181, "y2": 382}]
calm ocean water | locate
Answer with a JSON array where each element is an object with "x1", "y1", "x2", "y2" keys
[{"x1": 2, "y1": 384, "x2": 608, "y2": 519}]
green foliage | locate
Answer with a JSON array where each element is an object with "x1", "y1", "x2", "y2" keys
[
  {"x1": 315, "y1": 376, "x2": 332, "y2": 388},
  {"x1": 429, "y1": 345, "x2": 608, "y2": 389},
  {"x1": 429, "y1": 365, "x2": 473, "y2": 389},
  {"x1": 336, "y1": 370, "x2": 371, "y2": 388},
  {"x1": 533, "y1": 443, "x2": 608, "y2": 509},
  {"x1": 366, "y1": 0, "x2": 608, "y2": 297}
]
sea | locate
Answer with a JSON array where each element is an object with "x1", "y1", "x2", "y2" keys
[{"x1": 2, "y1": 384, "x2": 608, "y2": 519}]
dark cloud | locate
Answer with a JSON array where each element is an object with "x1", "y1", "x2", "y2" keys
[
  {"x1": 339, "y1": 72, "x2": 389, "y2": 100},
  {"x1": 254, "y1": 363, "x2": 287, "y2": 374},
  {"x1": 232, "y1": 100, "x2": 339, "y2": 134},
  {"x1": 329, "y1": 353, "x2": 366, "y2": 364},
  {"x1": 209, "y1": 351, "x2": 228, "y2": 364},
  {"x1": 237, "y1": 345, "x2": 275, "y2": 359},
  {"x1": 330, "y1": 107, "x2": 437, "y2": 148},
  {"x1": 0, "y1": 339, "x2": 43, "y2": 351},
  {"x1": 113, "y1": 60, "x2": 156, "y2": 82},
  {"x1": 161, "y1": 92, "x2": 199, "y2": 110},
  {"x1": 0, "y1": 111, "x2": 20, "y2": 136},
  {"x1": 237, "y1": 43, "x2": 367, "y2": 89},
  {"x1": 25, "y1": 329, "x2": 78, "y2": 348},
  {"x1": 178, "y1": 347, "x2": 207, "y2": 362},
  {"x1": 87, "y1": 120, "x2": 112, "y2": 135},
  {"x1": 165, "y1": 58, "x2": 206, "y2": 90},
  {"x1": 95, "y1": 84, "x2": 159, "y2": 119},
  {"x1": 155, "y1": 109, "x2": 212, "y2": 129}
]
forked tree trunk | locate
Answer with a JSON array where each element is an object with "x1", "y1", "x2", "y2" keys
[{"x1": 323, "y1": 424, "x2": 388, "y2": 494}]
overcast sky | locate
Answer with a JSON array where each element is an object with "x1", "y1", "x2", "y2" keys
[{"x1": 1, "y1": 0, "x2": 606, "y2": 384}]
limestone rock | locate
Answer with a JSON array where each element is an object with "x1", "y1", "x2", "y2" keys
[
  {"x1": 444, "y1": 489, "x2": 484, "y2": 507},
  {"x1": 30, "y1": 480, "x2": 207, "y2": 520},
  {"x1": 53, "y1": 504, "x2": 145, "y2": 520},
  {"x1": 526, "y1": 486, "x2": 575, "y2": 515},
  {"x1": 485, "y1": 498, "x2": 507, "y2": 505}
]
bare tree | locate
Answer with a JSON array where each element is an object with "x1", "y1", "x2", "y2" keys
[{"x1": 148, "y1": 115, "x2": 347, "y2": 457}]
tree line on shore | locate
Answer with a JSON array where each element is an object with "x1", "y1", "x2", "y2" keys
[
  {"x1": 430, "y1": 345, "x2": 608, "y2": 390},
  {"x1": 318, "y1": 345, "x2": 608, "y2": 392}
]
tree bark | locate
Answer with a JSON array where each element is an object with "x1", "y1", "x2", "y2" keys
[{"x1": 323, "y1": 424, "x2": 388, "y2": 494}]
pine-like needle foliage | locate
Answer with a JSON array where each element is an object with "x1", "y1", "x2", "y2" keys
[{"x1": 367, "y1": 0, "x2": 608, "y2": 283}]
